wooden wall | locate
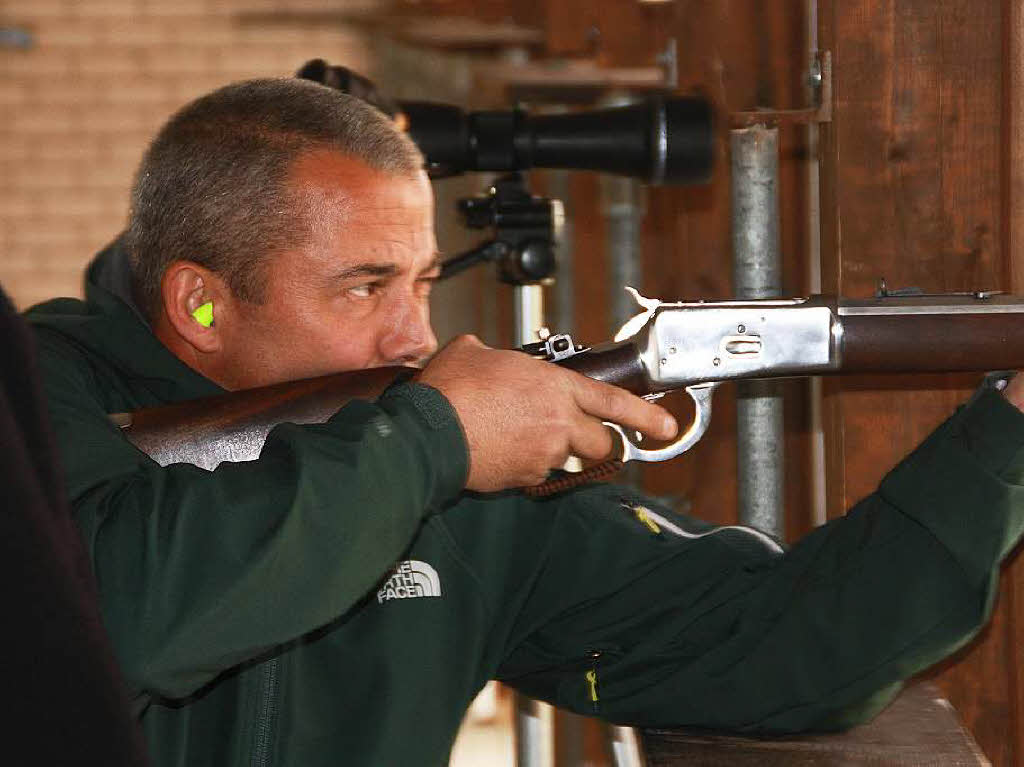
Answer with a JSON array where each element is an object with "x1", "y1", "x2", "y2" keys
[
  {"x1": 819, "y1": 2, "x2": 1021, "y2": 763},
  {"x1": 379, "y1": 0, "x2": 1024, "y2": 762}
]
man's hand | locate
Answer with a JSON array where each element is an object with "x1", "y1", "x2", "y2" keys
[{"x1": 417, "y1": 335, "x2": 678, "y2": 492}]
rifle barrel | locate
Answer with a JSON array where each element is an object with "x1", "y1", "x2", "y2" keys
[{"x1": 837, "y1": 296, "x2": 1024, "y2": 373}]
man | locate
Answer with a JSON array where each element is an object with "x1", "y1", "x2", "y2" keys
[{"x1": 26, "y1": 78, "x2": 1024, "y2": 766}]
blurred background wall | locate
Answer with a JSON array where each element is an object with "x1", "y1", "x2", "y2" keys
[{"x1": 0, "y1": 0, "x2": 372, "y2": 309}]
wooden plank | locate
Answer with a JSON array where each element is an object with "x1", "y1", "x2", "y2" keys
[
  {"x1": 641, "y1": 683, "x2": 987, "y2": 766},
  {"x1": 818, "y1": 1, "x2": 1013, "y2": 763},
  {"x1": 1004, "y1": 2, "x2": 1024, "y2": 755},
  {"x1": 1009, "y1": 0, "x2": 1024, "y2": 293},
  {"x1": 393, "y1": 17, "x2": 544, "y2": 51},
  {"x1": 388, "y1": 0, "x2": 544, "y2": 28},
  {"x1": 543, "y1": 0, "x2": 663, "y2": 64},
  {"x1": 823, "y1": 0, "x2": 1003, "y2": 505}
]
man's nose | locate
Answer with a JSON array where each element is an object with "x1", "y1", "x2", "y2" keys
[{"x1": 378, "y1": 302, "x2": 438, "y2": 366}]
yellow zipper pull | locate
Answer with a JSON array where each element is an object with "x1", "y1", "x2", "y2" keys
[
  {"x1": 632, "y1": 505, "x2": 661, "y2": 535},
  {"x1": 585, "y1": 669, "x2": 599, "y2": 702}
]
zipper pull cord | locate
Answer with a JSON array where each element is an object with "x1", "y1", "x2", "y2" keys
[
  {"x1": 631, "y1": 505, "x2": 662, "y2": 534},
  {"x1": 585, "y1": 668, "x2": 599, "y2": 703}
]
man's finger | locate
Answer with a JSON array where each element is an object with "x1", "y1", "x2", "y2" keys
[
  {"x1": 570, "y1": 374, "x2": 677, "y2": 441},
  {"x1": 569, "y1": 416, "x2": 616, "y2": 462}
]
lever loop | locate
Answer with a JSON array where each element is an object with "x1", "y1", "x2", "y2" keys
[{"x1": 606, "y1": 382, "x2": 719, "y2": 463}]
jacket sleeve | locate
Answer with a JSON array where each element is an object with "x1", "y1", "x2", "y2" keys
[
  {"x1": 492, "y1": 387, "x2": 1024, "y2": 733},
  {"x1": 34, "y1": 332, "x2": 468, "y2": 699}
]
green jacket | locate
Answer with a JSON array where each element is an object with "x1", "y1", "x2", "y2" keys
[{"x1": 26, "y1": 254, "x2": 1024, "y2": 766}]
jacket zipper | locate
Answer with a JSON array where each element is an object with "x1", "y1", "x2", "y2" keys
[
  {"x1": 622, "y1": 501, "x2": 663, "y2": 536},
  {"x1": 250, "y1": 658, "x2": 280, "y2": 767}
]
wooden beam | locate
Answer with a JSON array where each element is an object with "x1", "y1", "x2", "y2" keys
[{"x1": 819, "y1": 1, "x2": 1014, "y2": 762}]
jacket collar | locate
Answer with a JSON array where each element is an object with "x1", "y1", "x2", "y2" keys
[{"x1": 29, "y1": 238, "x2": 225, "y2": 404}]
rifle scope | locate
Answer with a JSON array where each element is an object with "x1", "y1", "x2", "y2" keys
[
  {"x1": 398, "y1": 97, "x2": 713, "y2": 186},
  {"x1": 296, "y1": 59, "x2": 713, "y2": 186}
]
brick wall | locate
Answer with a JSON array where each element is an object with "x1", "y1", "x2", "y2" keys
[{"x1": 0, "y1": 0, "x2": 373, "y2": 309}]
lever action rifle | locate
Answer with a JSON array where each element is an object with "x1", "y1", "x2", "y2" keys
[{"x1": 117, "y1": 290, "x2": 1024, "y2": 475}]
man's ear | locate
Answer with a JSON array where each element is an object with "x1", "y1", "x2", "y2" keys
[{"x1": 160, "y1": 261, "x2": 226, "y2": 354}]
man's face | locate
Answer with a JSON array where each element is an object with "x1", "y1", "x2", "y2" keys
[{"x1": 216, "y1": 150, "x2": 440, "y2": 389}]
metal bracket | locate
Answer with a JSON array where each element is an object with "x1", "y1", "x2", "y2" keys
[
  {"x1": 731, "y1": 50, "x2": 832, "y2": 127},
  {"x1": 874, "y1": 278, "x2": 1003, "y2": 300},
  {"x1": 656, "y1": 38, "x2": 678, "y2": 91}
]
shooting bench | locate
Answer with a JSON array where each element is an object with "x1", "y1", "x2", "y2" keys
[{"x1": 639, "y1": 683, "x2": 988, "y2": 766}]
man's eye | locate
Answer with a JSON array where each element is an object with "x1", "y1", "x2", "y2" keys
[{"x1": 348, "y1": 283, "x2": 378, "y2": 298}]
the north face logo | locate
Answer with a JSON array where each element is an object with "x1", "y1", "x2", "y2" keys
[{"x1": 377, "y1": 560, "x2": 442, "y2": 603}]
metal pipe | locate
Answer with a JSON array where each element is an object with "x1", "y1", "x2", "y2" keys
[
  {"x1": 549, "y1": 169, "x2": 575, "y2": 337},
  {"x1": 514, "y1": 693, "x2": 554, "y2": 767},
  {"x1": 807, "y1": 0, "x2": 827, "y2": 528},
  {"x1": 514, "y1": 285, "x2": 546, "y2": 348},
  {"x1": 731, "y1": 126, "x2": 785, "y2": 539},
  {"x1": 604, "y1": 174, "x2": 644, "y2": 335},
  {"x1": 607, "y1": 724, "x2": 647, "y2": 767},
  {"x1": 513, "y1": 283, "x2": 555, "y2": 767}
]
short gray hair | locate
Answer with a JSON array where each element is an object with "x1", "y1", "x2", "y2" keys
[{"x1": 126, "y1": 77, "x2": 423, "y2": 320}]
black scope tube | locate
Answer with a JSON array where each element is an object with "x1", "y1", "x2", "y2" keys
[{"x1": 398, "y1": 97, "x2": 713, "y2": 186}]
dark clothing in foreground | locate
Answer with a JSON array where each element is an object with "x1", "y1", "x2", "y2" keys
[
  {"x1": 0, "y1": 285, "x2": 147, "y2": 765},
  {"x1": 24, "y1": 251, "x2": 1024, "y2": 766}
]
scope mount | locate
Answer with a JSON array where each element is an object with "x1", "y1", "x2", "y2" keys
[{"x1": 438, "y1": 173, "x2": 562, "y2": 286}]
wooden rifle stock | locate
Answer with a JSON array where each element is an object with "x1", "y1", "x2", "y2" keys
[
  {"x1": 117, "y1": 366, "x2": 410, "y2": 469},
  {"x1": 117, "y1": 351, "x2": 649, "y2": 469}
]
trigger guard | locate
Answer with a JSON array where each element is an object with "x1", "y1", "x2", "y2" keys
[{"x1": 606, "y1": 382, "x2": 719, "y2": 463}]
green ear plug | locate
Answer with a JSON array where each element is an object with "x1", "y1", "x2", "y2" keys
[{"x1": 192, "y1": 301, "x2": 214, "y2": 328}]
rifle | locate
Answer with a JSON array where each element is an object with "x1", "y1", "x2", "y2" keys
[{"x1": 117, "y1": 290, "x2": 1024, "y2": 471}]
